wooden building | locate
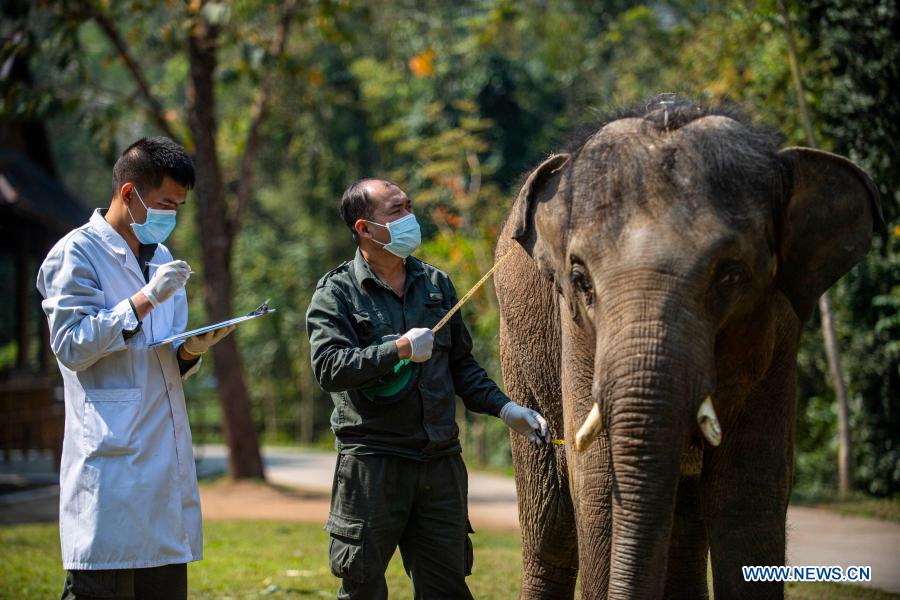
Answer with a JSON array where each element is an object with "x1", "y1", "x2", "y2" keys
[{"x1": 0, "y1": 146, "x2": 88, "y2": 464}]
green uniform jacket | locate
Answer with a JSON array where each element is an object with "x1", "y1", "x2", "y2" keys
[{"x1": 306, "y1": 249, "x2": 510, "y2": 459}]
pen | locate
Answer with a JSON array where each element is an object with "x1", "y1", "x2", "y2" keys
[{"x1": 145, "y1": 262, "x2": 195, "y2": 274}]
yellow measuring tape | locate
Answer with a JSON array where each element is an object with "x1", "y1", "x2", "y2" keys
[
  {"x1": 429, "y1": 247, "x2": 567, "y2": 447},
  {"x1": 431, "y1": 248, "x2": 514, "y2": 334}
]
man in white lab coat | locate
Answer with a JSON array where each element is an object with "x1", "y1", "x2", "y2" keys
[{"x1": 37, "y1": 137, "x2": 233, "y2": 600}]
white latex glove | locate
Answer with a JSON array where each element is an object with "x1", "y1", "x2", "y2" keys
[
  {"x1": 142, "y1": 260, "x2": 191, "y2": 307},
  {"x1": 401, "y1": 327, "x2": 434, "y2": 363},
  {"x1": 499, "y1": 401, "x2": 550, "y2": 444},
  {"x1": 182, "y1": 325, "x2": 236, "y2": 357}
]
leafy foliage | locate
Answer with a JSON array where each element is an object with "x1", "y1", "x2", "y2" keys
[{"x1": 6, "y1": 0, "x2": 897, "y2": 492}]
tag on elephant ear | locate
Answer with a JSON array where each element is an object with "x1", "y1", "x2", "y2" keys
[
  {"x1": 511, "y1": 153, "x2": 570, "y2": 254},
  {"x1": 776, "y1": 147, "x2": 882, "y2": 322}
]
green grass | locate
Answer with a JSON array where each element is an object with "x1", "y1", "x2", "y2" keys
[
  {"x1": 2, "y1": 521, "x2": 896, "y2": 599},
  {"x1": 784, "y1": 582, "x2": 899, "y2": 599},
  {"x1": 0, "y1": 521, "x2": 521, "y2": 599}
]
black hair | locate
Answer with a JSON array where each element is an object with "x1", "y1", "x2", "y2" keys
[
  {"x1": 340, "y1": 179, "x2": 376, "y2": 239},
  {"x1": 111, "y1": 136, "x2": 195, "y2": 197}
]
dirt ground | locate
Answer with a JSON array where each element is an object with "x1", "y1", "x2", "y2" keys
[
  {"x1": 199, "y1": 481, "x2": 332, "y2": 523},
  {"x1": 199, "y1": 479, "x2": 521, "y2": 532}
]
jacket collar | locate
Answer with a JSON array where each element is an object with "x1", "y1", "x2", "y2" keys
[
  {"x1": 90, "y1": 209, "x2": 130, "y2": 257},
  {"x1": 90, "y1": 208, "x2": 146, "y2": 280},
  {"x1": 351, "y1": 247, "x2": 424, "y2": 291}
]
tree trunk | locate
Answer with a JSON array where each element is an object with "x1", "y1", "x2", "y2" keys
[
  {"x1": 819, "y1": 293, "x2": 854, "y2": 494},
  {"x1": 778, "y1": 0, "x2": 853, "y2": 497},
  {"x1": 186, "y1": 4, "x2": 264, "y2": 479}
]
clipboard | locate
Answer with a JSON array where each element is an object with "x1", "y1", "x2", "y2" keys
[{"x1": 148, "y1": 301, "x2": 276, "y2": 347}]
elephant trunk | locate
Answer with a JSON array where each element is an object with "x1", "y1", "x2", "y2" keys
[{"x1": 596, "y1": 310, "x2": 710, "y2": 600}]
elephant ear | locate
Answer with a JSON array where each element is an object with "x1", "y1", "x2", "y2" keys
[
  {"x1": 511, "y1": 154, "x2": 570, "y2": 273},
  {"x1": 777, "y1": 147, "x2": 883, "y2": 322}
]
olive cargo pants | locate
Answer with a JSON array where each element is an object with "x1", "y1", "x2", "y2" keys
[{"x1": 326, "y1": 453, "x2": 475, "y2": 599}]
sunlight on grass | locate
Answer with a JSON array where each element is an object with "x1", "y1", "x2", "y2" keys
[{"x1": 1, "y1": 521, "x2": 896, "y2": 599}]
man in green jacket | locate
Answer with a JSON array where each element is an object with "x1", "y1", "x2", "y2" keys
[{"x1": 306, "y1": 178, "x2": 549, "y2": 599}]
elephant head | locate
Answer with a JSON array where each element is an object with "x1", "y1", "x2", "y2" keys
[{"x1": 509, "y1": 97, "x2": 881, "y2": 598}]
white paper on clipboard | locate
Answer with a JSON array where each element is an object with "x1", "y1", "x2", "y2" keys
[{"x1": 148, "y1": 301, "x2": 275, "y2": 347}]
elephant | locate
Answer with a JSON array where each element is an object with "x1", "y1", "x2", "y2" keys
[{"x1": 494, "y1": 96, "x2": 882, "y2": 600}]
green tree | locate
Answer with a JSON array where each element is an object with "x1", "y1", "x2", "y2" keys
[
  {"x1": 15, "y1": 0, "x2": 311, "y2": 478},
  {"x1": 10, "y1": 0, "x2": 897, "y2": 492}
]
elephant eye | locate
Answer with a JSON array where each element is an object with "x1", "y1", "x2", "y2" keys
[
  {"x1": 716, "y1": 261, "x2": 745, "y2": 287},
  {"x1": 720, "y1": 272, "x2": 741, "y2": 286},
  {"x1": 570, "y1": 262, "x2": 594, "y2": 306}
]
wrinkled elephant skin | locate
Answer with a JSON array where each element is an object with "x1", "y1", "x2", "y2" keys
[{"x1": 495, "y1": 97, "x2": 881, "y2": 600}]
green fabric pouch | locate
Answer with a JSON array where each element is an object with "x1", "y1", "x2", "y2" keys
[{"x1": 360, "y1": 334, "x2": 419, "y2": 403}]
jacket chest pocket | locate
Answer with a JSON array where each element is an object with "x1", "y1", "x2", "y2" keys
[
  {"x1": 425, "y1": 299, "x2": 452, "y2": 350},
  {"x1": 82, "y1": 388, "x2": 142, "y2": 458}
]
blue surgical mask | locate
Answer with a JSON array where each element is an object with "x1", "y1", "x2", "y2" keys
[
  {"x1": 127, "y1": 187, "x2": 177, "y2": 244},
  {"x1": 366, "y1": 213, "x2": 422, "y2": 259}
]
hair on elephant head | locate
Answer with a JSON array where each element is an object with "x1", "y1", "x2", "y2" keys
[{"x1": 499, "y1": 94, "x2": 881, "y2": 599}]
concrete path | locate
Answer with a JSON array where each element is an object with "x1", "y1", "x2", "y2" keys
[
  {"x1": 786, "y1": 507, "x2": 900, "y2": 594},
  {"x1": 4, "y1": 447, "x2": 899, "y2": 594}
]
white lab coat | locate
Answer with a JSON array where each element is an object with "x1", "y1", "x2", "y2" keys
[{"x1": 36, "y1": 209, "x2": 203, "y2": 570}]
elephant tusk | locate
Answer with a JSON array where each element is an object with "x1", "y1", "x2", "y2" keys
[
  {"x1": 697, "y1": 396, "x2": 722, "y2": 447},
  {"x1": 575, "y1": 403, "x2": 603, "y2": 452}
]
